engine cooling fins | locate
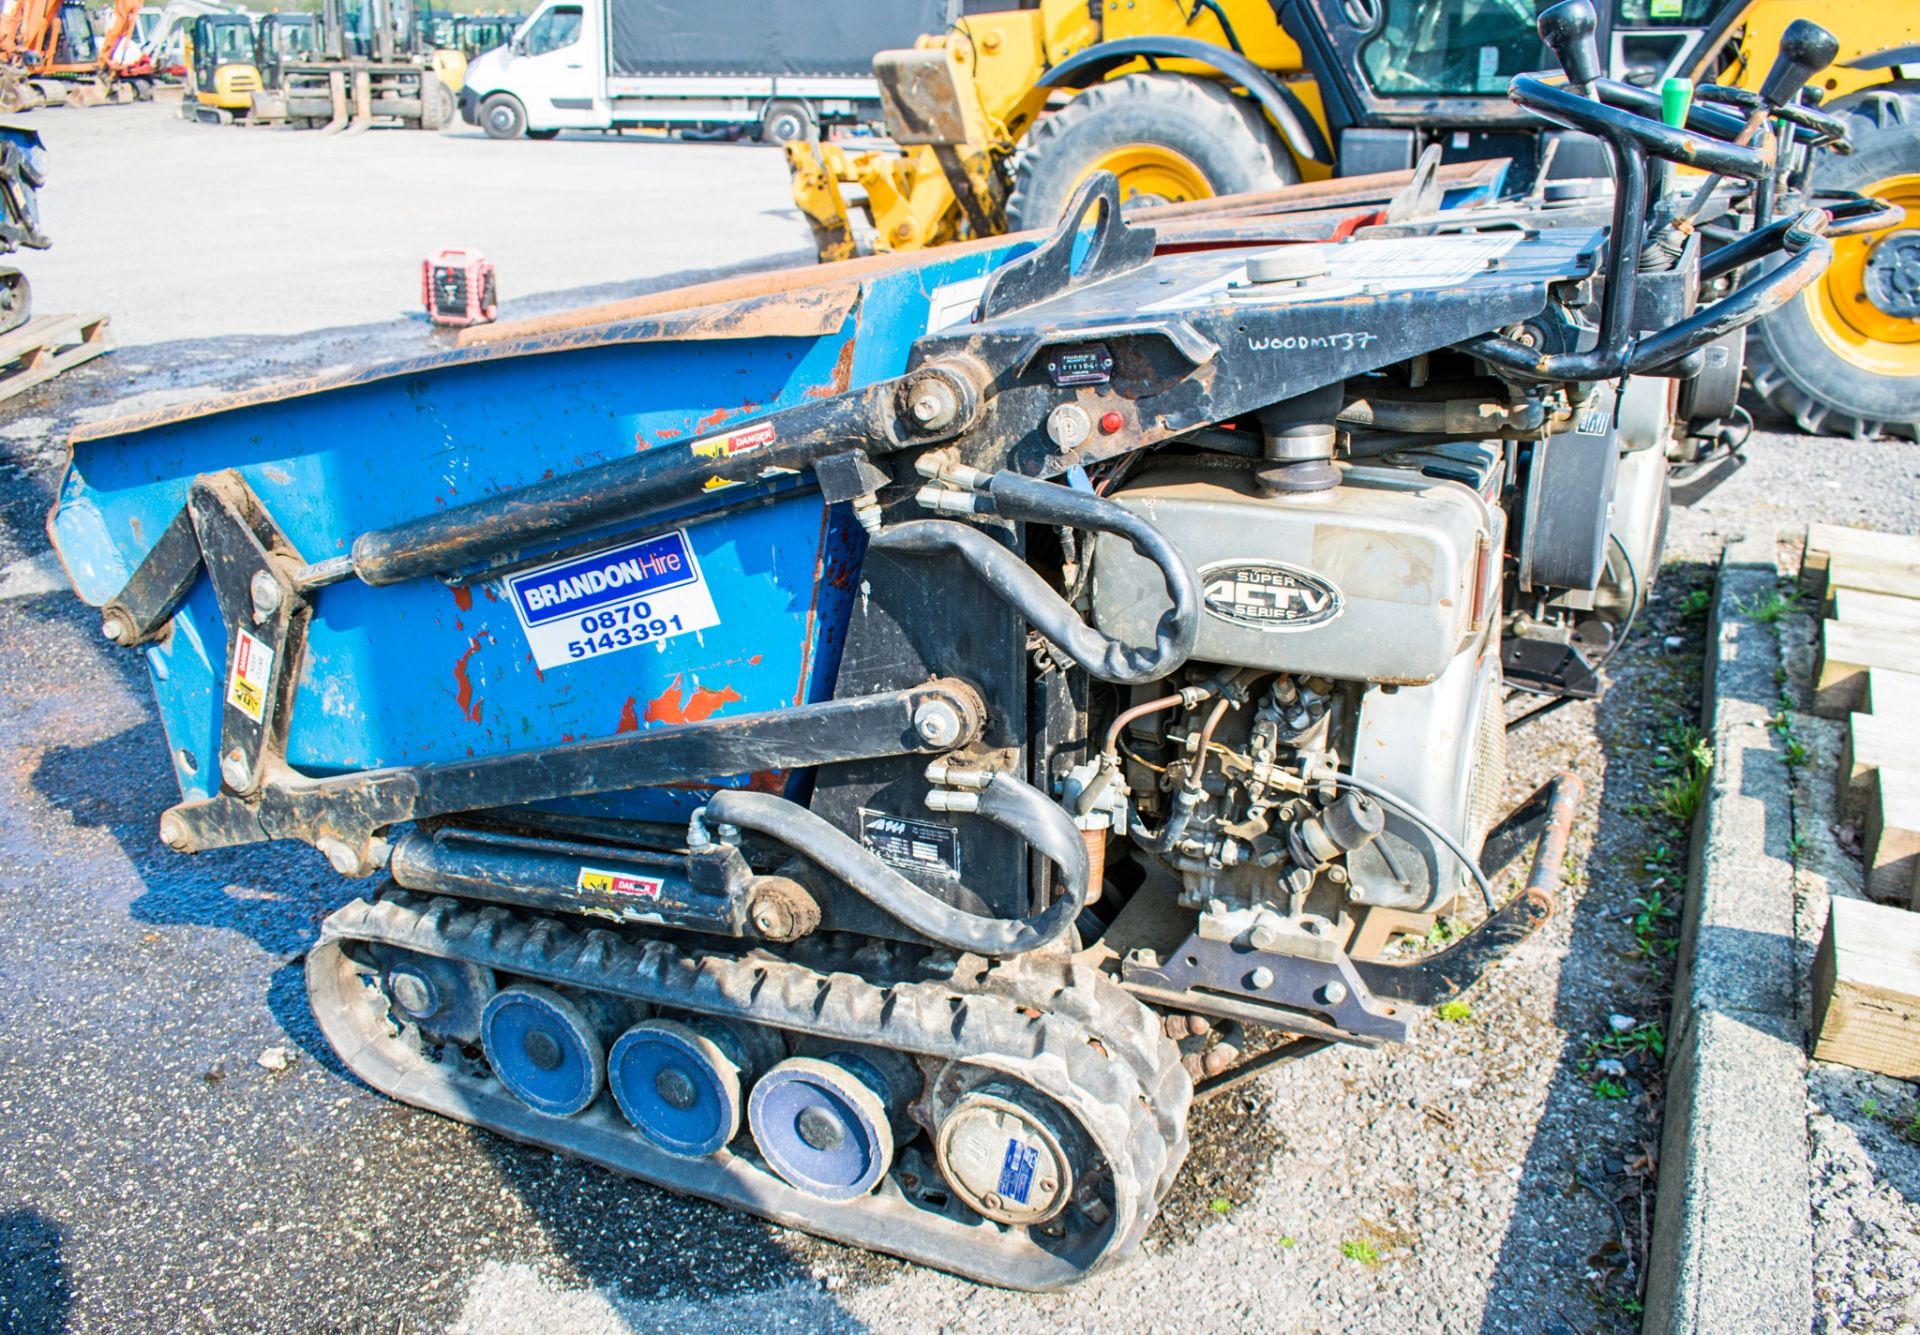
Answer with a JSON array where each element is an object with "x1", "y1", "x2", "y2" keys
[{"x1": 308, "y1": 891, "x2": 1189, "y2": 1291}]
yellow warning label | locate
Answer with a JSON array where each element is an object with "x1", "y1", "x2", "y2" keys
[
  {"x1": 577, "y1": 866, "x2": 665, "y2": 900},
  {"x1": 226, "y1": 628, "x2": 274, "y2": 723}
]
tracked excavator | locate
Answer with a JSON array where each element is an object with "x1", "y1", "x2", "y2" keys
[
  {"x1": 48, "y1": 4, "x2": 1895, "y2": 1290},
  {"x1": 0, "y1": 0, "x2": 153, "y2": 108}
]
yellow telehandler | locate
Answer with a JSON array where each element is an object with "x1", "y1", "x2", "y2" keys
[{"x1": 789, "y1": 0, "x2": 1920, "y2": 437}]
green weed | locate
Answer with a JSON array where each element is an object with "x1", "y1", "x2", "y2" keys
[
  {"x1": 1340, "y1": 1239, "x2": 1380, "y2": 1264},
  {"x1": 1739, "y1": 586, "x2": 1799, "y2": 625},
  {"x1": 1435, "y1": 1001, "x2": 1473, "y2": 1023},
  {"x1": 1593, "y1": 1078, "x2": 1629, "y2": 1101}
]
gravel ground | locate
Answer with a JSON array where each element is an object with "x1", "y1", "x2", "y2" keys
[{"x1": 2, "y1": 106, "x2": 1920, "y2": 1334}]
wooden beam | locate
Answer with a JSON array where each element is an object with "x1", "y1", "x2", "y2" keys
[
  {"x1": 1863, "y1": 766, "x2": 1920, "y2": 904},
  {"x1": 1815, "y1": 621, "x2": 1920, "y2": 717},
  {"x1": 1839, "y1": 712, "x2": 1920, "y2": 814},
  {"x1": 1826, "y1": 553, "x2": 1920, "y2": 600},
  {"x1": 1804, "y1": 523, "x2": 1920, "y2": 599},
  {"x1": 1812, "y1": 895, "x2": 1920, "y2": 1080},
  {"x1": 1867, "y1": 667, "x2": 1920, "y2": 718},
  {"x1": 1830, "y1": 587, "x2": 1920, "y2": 632}
]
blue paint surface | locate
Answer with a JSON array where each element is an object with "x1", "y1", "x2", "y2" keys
[{"x1": 49, "y1": 244, "x2": 1030, "y2": 823}]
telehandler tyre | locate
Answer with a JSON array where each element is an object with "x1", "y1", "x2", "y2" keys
[
  {"x1": 1005, "y1": 73, "x2": 1295, "y2": 231},
  {"x1": 1747, "y1": 82, "x2": 1920, "y2": 440}
]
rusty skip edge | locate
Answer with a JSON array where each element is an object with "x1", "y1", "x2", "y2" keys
[
  {"x1": 68, "y1": 157, "x2": 1502, "y2": 450},
  {"x1": 65, "y1": 281, "x2": 868, "y2": 448}
]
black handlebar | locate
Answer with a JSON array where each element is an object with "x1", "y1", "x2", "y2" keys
[{"x1": 1507, "y1": 75, "x2": 1775, "y2": 179}]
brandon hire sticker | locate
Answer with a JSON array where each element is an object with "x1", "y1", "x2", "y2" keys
[
  {"x1": 506, "y1": 529, "x2": 720, "y2": 671},
  {"x1": 226, "y1": 628, "x2": 274, "y2": 722}
]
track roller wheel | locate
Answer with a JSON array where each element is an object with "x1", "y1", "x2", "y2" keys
[
  {"x1": 608, "y1": 1015, "x2": 782, "y2": 1158},
  {"x1": 749, "y1": 1052, "x2": 913, "y2": 1201},
  {"x1": 481, "y1": 983, "x2": 606, "y2": 1116},
  {"x1": 376, "y1": 947, "x2": 494, "y2": 1043}
]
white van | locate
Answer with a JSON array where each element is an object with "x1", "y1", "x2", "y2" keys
[{"x1": 457, "y1": 0, "x2": 956, "y2": 142}]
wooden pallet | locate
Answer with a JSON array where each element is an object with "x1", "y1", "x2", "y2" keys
[
  {"x1": 1808, "y1": 525, "x2": 1920, "y2": 908},
  {"x1": 0, "y1": 313, "x2": 112, "y2": 405}
]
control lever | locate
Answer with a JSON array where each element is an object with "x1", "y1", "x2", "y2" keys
[
  {"x1": 1537, "y1": 0, "x2": 1602, "y2": 95},
  {"x1": 1758, "y1": 19, "x2": 1840, "y2": 110}
]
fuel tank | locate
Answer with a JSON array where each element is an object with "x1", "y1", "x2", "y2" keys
[{"x1": 1091, "y1": 461, "x2": 1498, "y2": 686}]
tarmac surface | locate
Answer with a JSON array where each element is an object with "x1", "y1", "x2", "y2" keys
[{"x1": 0, "y1": 99, "x2": 1915, "y2": 1335}]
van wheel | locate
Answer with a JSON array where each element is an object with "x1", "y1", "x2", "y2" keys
[
  {"x1": 526, "y1": 128, "x2": 559, "y2": 140},
  {"x1": 480, "y1": 93, "x2": 526, "y2": 140},
  {"x1": 759, "y1": 99, "x2": 816, "y2": 145}
]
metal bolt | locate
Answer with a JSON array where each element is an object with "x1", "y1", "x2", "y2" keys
[
  {"x1": 220, "y1": 748, "x2": 252, "y2": 792},
  {"x1": 906, "y1": 378, "x2": 959, "y2": 431},
  {"x1": 1126, "y1": 948, "x2": 1159, "y2": 968},
  {"x1": 158, "y1": 811, "x2": 188, "y2": 850},
  {"x1": 249, "y1": 570, "x2": 283, "y2": 622},
  {"x1": 1321, "y1": 981, "x2": 1350, "y2": 1006},
  {"x1": 1249, "y1": 922, "x2": 1282, "y2": 951},
  {"x1": 1327, "y1": 865, "x2": 1349, "y2": 885},
  {"x1": 317, "y1": 837, "x2": 364, "y2": 877},
  {"x1": 101, "y1": 608, "x2": 135, "y2": 646},
  {"x1": 654, "y1": 1065, "x2": 698, "y2": 1111},
  {"x1": 389, "y1": 970, "x2": 434, "y2": 1016},
  {"x1": 912, "y1": 699, "x2": 964, "y2": 749},
  {"x1": 1248, "y1": 966, "x2": 1275, "y2": 990}
]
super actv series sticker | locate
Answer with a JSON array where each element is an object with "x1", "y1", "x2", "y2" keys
[
  {"x1": 1199, "y1": 559, "x2": 1344, "y2": 631},
  {"x1": 505, "y1": 529, "x2": 721, "y2": 671}
]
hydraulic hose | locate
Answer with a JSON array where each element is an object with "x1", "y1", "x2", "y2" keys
[
  {"x1": 872, "y1": 470, "x2": 1200, "y2": 685},
  {"x1": 701, "y1": 772, "x2": 1090, "y2": 958}
]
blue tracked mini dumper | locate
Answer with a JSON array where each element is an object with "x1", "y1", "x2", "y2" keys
[{"x1": 45, "y1": 5, "x2": 1898, "y2": 1285}]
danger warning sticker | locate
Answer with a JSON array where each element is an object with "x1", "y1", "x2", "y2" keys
[
  {"x1": 226, "y1": 628, "x2": 274, "y2": 722},
  {"x1": 691, "y1": 420, "x2": 776, "y2": 461},
  {"x1": 576, "y1": 866, "x2": 665, "y2": 900}
]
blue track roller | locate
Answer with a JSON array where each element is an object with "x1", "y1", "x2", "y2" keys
[
  {"x1": 480, "y1": 984, "x2": 606, "y2": 1117},
  {"x1": 608, "y1": 1017, "x2": 766, "y2": 1158}
]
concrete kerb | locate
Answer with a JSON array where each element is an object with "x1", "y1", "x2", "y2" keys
[{"x1": 1643, "y1": 536, "x2": 1812, "y2": 1335}]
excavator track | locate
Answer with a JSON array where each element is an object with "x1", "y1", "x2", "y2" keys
[{"x1": 308, "y1": 889, "x2": 1190, "y2": 1291}]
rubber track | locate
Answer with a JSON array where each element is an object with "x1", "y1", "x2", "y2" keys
[{"x1": 309, "y1": 889, "x2": 1190, "y2": 1290}]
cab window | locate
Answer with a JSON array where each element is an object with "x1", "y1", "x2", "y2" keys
[
  {"x1": 1616, "y1": 0, "x2": 1718, "y2": 24},
  {"x1": 1360, "y1": 0, "x2": 1550, "y2": 97},
  {"x1": 521, "y1": 5, "x2": 582, "y2": 57}
]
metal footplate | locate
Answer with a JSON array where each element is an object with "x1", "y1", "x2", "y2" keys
[{"x1": 308, "y1": 891, "x2": 1189, "y2": 1291}]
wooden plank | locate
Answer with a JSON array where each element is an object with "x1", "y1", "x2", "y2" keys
[
  {"x1": 1812, "y1": 895, "x2": 1920, "y2": 1080},
  {"x1": 1803, "y1": 523, "x2": 1920, "y2": 598},
  {"x1": 1839, "y1": 712, "x2": 1920, "y2": 812},
  {"x1": 1827, "y1": 553, "x2": 1920, "y2": 600},
  {"x1": 1831, "y1": 587, "x2": 1920, "y2": 632},
  {"x1": 1864, "y1": 766, "x2": 1920, "y2": 903},
  {"x1": 1866, "y1": 666, "x2": 1920, "y2": 718},
  {"x1": 1815, "y1": 621, "x2": 1920, "y2": 717},
  {"x1": 0, "y1": 313, "x2": 112, "y2": 406},
  {"x1": 0, "y1": 312, "x2": 85, "y2": 366}
]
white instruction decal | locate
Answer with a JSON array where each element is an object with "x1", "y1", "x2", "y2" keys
[
  {"x1": 925, "y1": 275, "x2": 990, "y2": 333},
  {"x1": 506, "y1": 529, "x2": 720, "y2": 671},
  {"x1": 227, "y1": 628, "x2": 274, "y2": 722}
]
